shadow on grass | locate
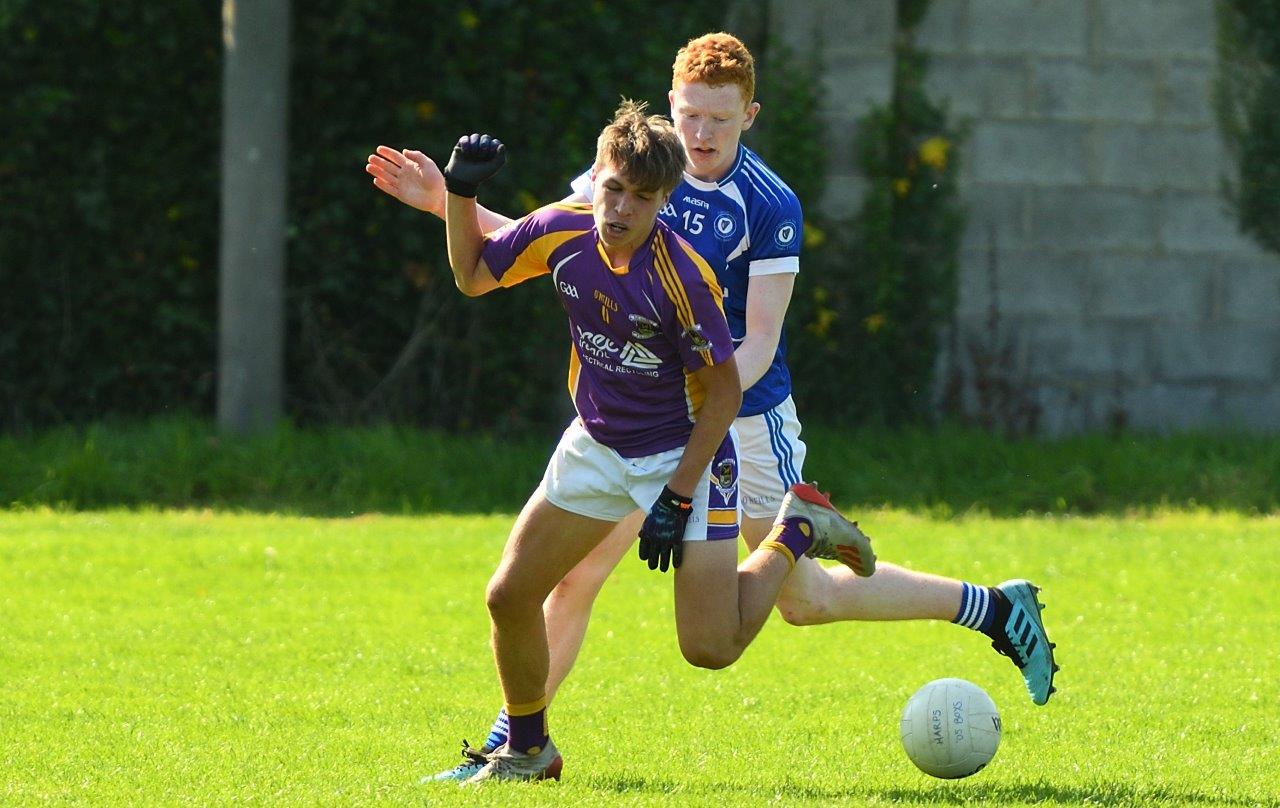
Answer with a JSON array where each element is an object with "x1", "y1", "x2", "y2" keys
[{"x1": 590, "y1": 774, "x2": 1277, "y2": 806}]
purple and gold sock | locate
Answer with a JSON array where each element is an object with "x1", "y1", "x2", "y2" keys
[
  {"x1": 505, "y1": 696, "x2": 549, "y2": 755},
  {"x1": 761, "y1": 517, "x2": 815, "y2": 568}
]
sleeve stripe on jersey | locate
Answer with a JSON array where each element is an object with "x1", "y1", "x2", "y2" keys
[
  {"x1": 497, "y1": 228, "x2": 588, "y2": 287},
  {"x1": 743, "y1": 151, "x2": 791, "y2": 194},
  {"x1": 652, "y1": 234, "x2": 697, "y2": 331},
  {"x1": 743, "y1": 165, "x2": 784, "y2": 207},
  {"x1": 654, "y1": 236, "x2": 716, "y2": 366},
  {"x1": 671, "y1": 240, "x2": 726, "y2": 369},
  {"x1": 673, "y1": 239, "x2": 728, "y2": 307}
]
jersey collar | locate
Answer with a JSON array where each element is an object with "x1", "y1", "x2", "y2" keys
[
  {"x1": 592, "y1": 220, "x2": 660, "y2": 274},
  {"x1": 681, "y1": 144, "x2": 745, "y2": 191}
]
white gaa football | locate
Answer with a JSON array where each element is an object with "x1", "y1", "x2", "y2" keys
[{"x1": 900, "y1": 677, "x2": 1001, "y2": 779}]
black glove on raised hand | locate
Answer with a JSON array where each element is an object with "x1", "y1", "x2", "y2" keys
[
  {"x1": 442, "y1": 133, "x2": 507, "y2": 198},
  {"x1": 638, "y1": 485, "x2": 693, "y2": 573}
]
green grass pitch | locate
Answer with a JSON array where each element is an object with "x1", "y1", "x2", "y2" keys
[{"x1": 2, "y1": 508, "x2": 1277, "y2": 806}]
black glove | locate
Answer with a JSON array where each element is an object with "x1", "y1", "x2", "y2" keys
[
  {"x1": 442, "y1": 133, "x2": 507, "y2": 198},
  {"x1": 638, "y1": 485, "x2": 693, "y2": 573}
]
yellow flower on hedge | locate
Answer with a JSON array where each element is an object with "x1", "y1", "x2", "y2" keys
[
  {"x1": 919, "y1": 136, "x2": 950, "y2": 170},
  {"x1": 458, "y1": 9, "x2": 480, "y2": 29},
  {"x1": 415, "y1": 101, "x2": 437, "y2": 121},
  {"x1": 518, "y1": 190, "x2": 540, "y2": 212},
  {"x1": 807, "y1": 307, "x2": 836, "y2": 338},
  {"x1": 893, "y1": 178, "x2": 911, "y2": 197},
  {"x1": 804, "y1": 222, "x2": 826, "y2": 248},
  {"x1": 864, "y1": 312, "x2": 887, "y2": 334}
]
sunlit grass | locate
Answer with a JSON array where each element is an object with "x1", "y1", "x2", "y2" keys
[{"x1": 2, "y1": 508, "x2": 1276, "y2": 806}]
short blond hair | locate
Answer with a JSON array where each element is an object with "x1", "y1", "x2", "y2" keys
[
  {"x1": 672, "y1": 32, "x2": 756, "y2": 104},
  {"x1": 594, "y1": 99, "x2": 686, "y2": 194}
]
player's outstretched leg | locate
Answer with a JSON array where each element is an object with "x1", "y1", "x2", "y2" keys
[
  {"x1": 986, "y1": 579, "x2": 1059, "y2": 705},
  {"x1": 774, "y1": 483, "x2": 876, "y2": 576},
  {"x1": 466, "y1": 739, "x2": 563, "y2": 784}
]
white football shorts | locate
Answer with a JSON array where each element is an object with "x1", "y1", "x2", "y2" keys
[
  {"x1": 733, "y1": 395, "x2": 808, "y2": 519},
  {"x1": 539, "y1": 418, "x2": 739, "y2": 542}
]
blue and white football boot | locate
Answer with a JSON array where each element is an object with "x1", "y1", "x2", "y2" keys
[
  {"x1": 420, "y1": 740, "x2": 488, "y2": 783},
  {"x1": 992, "y1": 579, "x2": 1059, "y2": 705}
]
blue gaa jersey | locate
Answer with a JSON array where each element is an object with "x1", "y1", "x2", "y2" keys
[{"x1": 574, "y1": 144, "x2": 802, "y2": 416}]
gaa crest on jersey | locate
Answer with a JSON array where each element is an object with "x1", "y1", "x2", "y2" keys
[
  {"x1": 628, "y1": 314, "x2": 659, "y2": 340},
  {"x1": 682, "y1": 323, "x2": 713, "y2": 352},
  {"x1": 713, "y1": 212, "x2": 737, "y2": 241},
  {"x1": 714, "y1": 457, "x2": 738, "y2": 501},
  {"x1": 774, "y1": 219, "x2": 799, "y2": 248}
]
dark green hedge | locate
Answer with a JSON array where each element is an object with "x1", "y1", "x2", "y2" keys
[
  {"x1": 2, "y1": 1, "x2": 720, "y2": 431},
  {"x1": 2, "y1": 3, "x2": 223, "y2": 428},
  {"x1": 1215, "y1": 0, "x2": 1280, "y2": 256}
]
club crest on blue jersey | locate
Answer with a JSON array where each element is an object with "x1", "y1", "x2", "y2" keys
[
  {"x1": 628, "y1": 314, "x2": 659, "y2": 340},
  {"x1": 774, "y1": 220, "x2": 799, "y2": 248},
  {"x1": 713, "y1": 212, "x2": 737, "y2": 241}
]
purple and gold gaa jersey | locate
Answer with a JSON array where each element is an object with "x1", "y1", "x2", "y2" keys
[
  {"x1": 482, "y1": 203, "x2": 735, "y2": 458},
  {"x1": 574, "y1": 144, "x2": 803, "y2": 416}
]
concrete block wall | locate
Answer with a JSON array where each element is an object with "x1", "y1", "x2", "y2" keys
[{"x1": 775, "y1": 0, "x2": 1280, "y2": 432}]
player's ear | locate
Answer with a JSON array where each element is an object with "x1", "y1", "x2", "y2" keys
[
  {"x1": 667, "y1": 89, "x2": 676, "y2": 110},
  {"x1": 742, "y1": 100, "x2": 761, "y2": 131}
]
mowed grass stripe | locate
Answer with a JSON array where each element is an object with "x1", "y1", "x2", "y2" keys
[{"x1": 1, "y1": 509, "x2": 1276, "y2": 807}]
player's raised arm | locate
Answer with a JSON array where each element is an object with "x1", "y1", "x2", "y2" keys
[
  {"x1": 366, "y1": 145, "x2": 519, "y2": 234},
  {"x1": 442, "y1": 134, "x2": 507, "y2": 296}
]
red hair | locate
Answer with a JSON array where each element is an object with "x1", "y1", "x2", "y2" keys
[{"x1": 672, "y1": 32, "x2": 755, "y2": 104}]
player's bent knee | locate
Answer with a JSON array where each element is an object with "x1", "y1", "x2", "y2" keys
[
  {"x1": 678, "y1": 638, "x2": 743, "y2": 670},
  {"x1": 485, "y1": 573, "x2": 540, "y2": 621}
]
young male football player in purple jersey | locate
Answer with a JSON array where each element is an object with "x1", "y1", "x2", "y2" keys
[
  {"x1": 437, "y1": 101, "x2": 875, "y2": 783},
  {"x1": 367, "y1": 32, "x2": 1056, "y2": 782}
]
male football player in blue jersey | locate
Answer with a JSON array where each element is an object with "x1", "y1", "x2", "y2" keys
[
  {"x1": 437, "y1": 101, "x2": 875, "y2": 783},
  {"x1": 367, "y1": 32, "x2": 1055, "y2": 782}
]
